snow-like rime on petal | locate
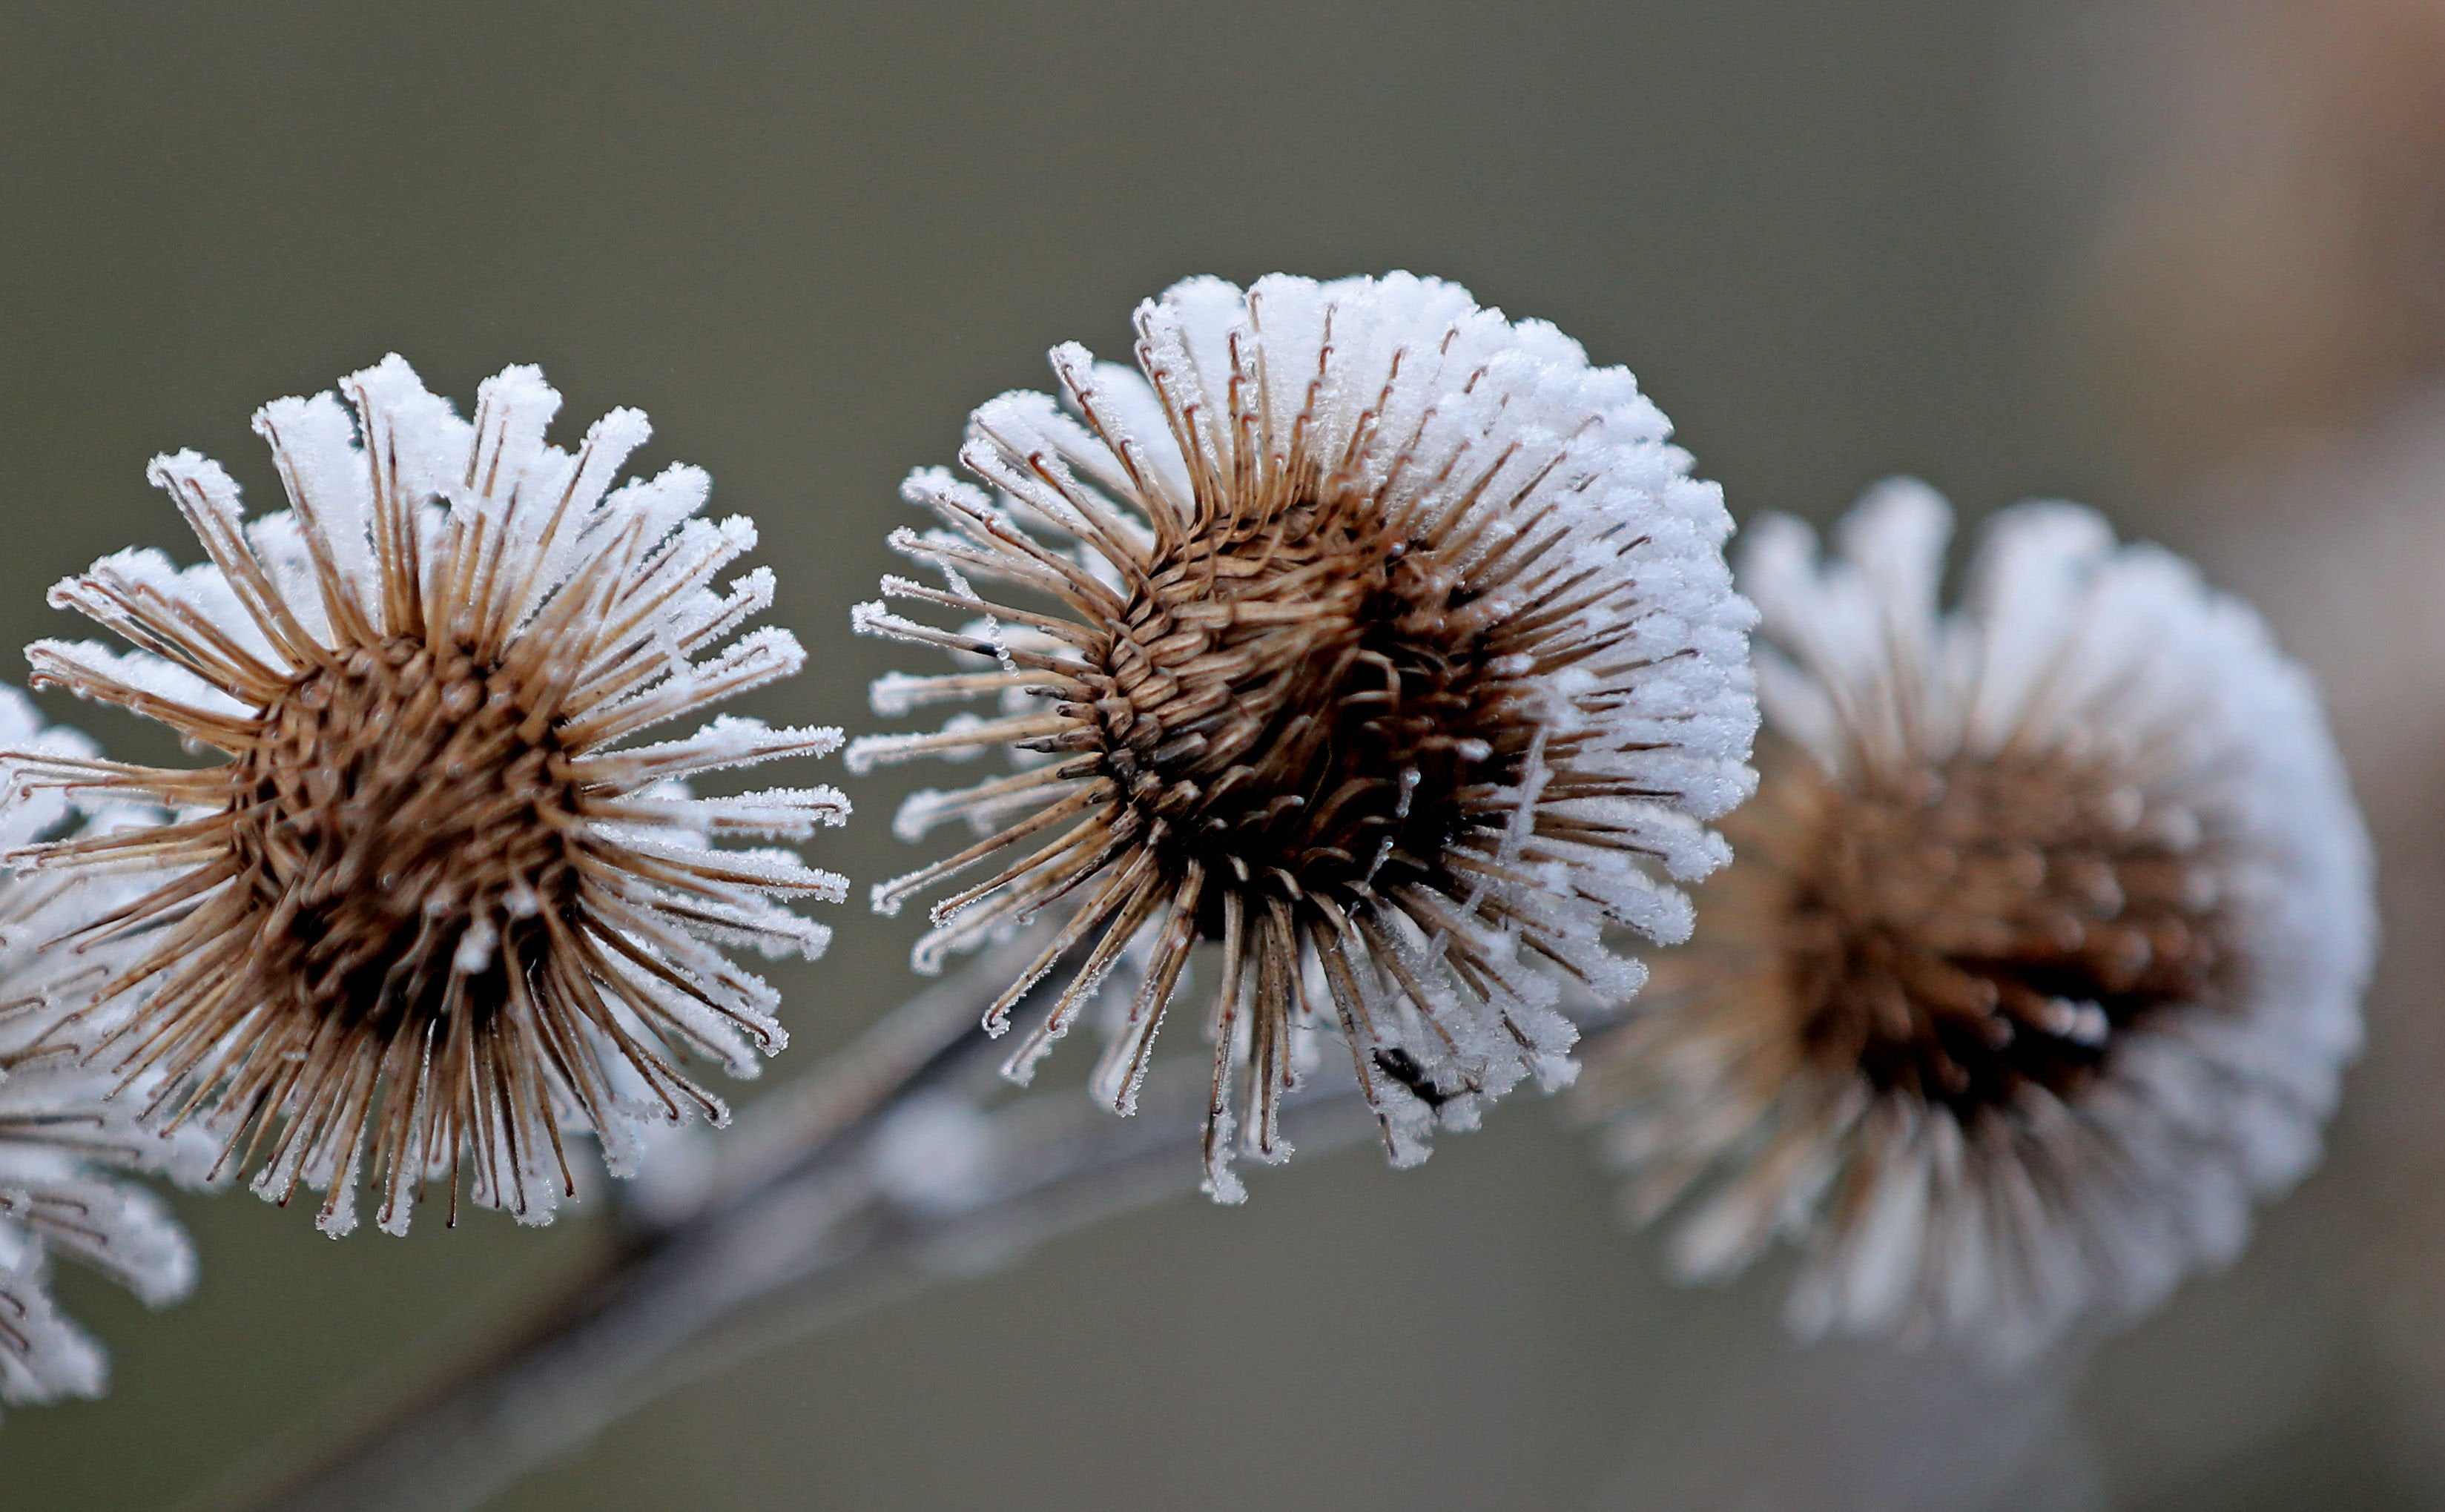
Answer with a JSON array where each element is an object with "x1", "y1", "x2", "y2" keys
[
  {"x1": 851, "y1": 273, "x2": 1759, "y2": 1201},
  {"x1": 0, "y1": 689, "x2": 202, "y2": 1416},
  {"x1": 1581, "y1": 482, "x2": 2373, "y2": 1364},
  {"x1": 2, "y1": 359, "x2": 848, "y2": 1238}
]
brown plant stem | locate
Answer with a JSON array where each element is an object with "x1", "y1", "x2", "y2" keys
[{"x1": 192, "y1": 936, "x2": 1373, "y2": 1512}]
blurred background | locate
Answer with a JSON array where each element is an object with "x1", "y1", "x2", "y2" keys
[{"x1": 1, "y1": 1, "x2": 2440, "y2": 1507}]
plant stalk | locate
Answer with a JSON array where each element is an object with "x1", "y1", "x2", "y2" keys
[{"x1": 193, "y1": 937, "x2": 1373, "y2": 1512}]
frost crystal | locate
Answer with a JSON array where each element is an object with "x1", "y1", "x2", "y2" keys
[
  {"x1": 4, "y1": 358, "x2": 849, "y2": 1237},
  {"x1": 1583, "y1": 481, "x2": 2373, "y2": 1362},
  {"x1": 851, "y1": 273, "x2": 1758, "y2": 1200}
]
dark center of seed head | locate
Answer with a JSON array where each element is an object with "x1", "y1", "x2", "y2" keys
[
  {"x1": 232, "y1": 635, "x2": 582, "y2": 1027},
  {"x1": 1789, "y1": 753, "x2": 2221, "y2": 1114},
  {"x1": 1083, "y1": 499, "x2": 1508, "y2": 923}
]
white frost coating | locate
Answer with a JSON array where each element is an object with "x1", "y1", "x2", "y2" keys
[
  {"x1": 1, "y1": 358, "x2": 851, "y2": 1238},
  {"x1": 0, "y1": 691, "x2": 205, "y2": 1416},
  {"x1": 25, "y1": 638, "x2": 251, "y2": 726},
  {"x1": 577, "y1": 716, "x2": 844, "y2": 786},
  {"x1": 859, "y1": 273, "x2": 1761, "y2": 1197},
  {"x1": 1590, "y1": 481, "x2": 2374, "y2": 1364}
]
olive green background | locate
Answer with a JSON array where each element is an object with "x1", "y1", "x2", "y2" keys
[{"x1": 0, "y1": 3, "x2": 2409, "y2": 1509}]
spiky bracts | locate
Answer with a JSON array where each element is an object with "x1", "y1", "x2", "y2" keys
[
  {"x1": 5, "y1": 358, "x2": 848, "y2": 1236},
  {"x1": 854, "y1": 274, "x2": 1757, "y2": 1201}
]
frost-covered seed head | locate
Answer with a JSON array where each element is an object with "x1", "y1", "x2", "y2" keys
[
  {"x1": 1582, "y1": 481, "x2": 2373, "y2": 1363},
  {"x1": 851, "y1": 273, "x2": 1759, "y2": 1200},
  {"x1": 0, "y1": 688, "x2": 200, "y2": 1415},
  {"x1": 4, "y1": 358, "x2": 851, "y2": 1237}
]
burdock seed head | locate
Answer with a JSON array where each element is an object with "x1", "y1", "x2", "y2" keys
[
  {"x1": 4, "y1": 357, "x2": 850, "y2": 1237},
  {"x1": 1582, "y1": 480, "x2": 2374, "y2": 1363},
  {"x1": 0, "y1": 687, "x2": 199, "y2": 1413},
  {"x1": 851, "y1": 273, "x2": 1760, "y2": 1201}
]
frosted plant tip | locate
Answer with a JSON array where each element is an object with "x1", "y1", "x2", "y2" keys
[
  {"x1": 854, "y1": 272, "x2": 1758, "y2": 1199},
  {"x1": 1579, "y1": 481, "x2": 2372, "y2": 1365},
  {"x1": 13, "y1": 359, "x2": 851, "y2": 1237}
]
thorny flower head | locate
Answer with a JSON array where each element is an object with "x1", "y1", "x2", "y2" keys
[
  {"x1": 851, "y1": 274, "x2": 1758, "y2": 1201},
  {"x1": 0, "y1": 690, "x2": 199, "y2": 1413},
  {"x1": 1583, "y1": 481, "x2": 2372, "y2": 1362},
  {"x1": 5, "y1": 358, "x2": 848, "y2": 1237}
]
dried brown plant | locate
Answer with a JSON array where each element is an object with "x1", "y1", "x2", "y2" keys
[
  {"x1": 5, "y1": 358, "x2": 847, "y2": 1235},
  {"x1": 852, "y1": 274, "x2": 1757, "y2": 1199}
]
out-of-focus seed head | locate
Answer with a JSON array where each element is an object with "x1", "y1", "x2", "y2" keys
[
  {"x1": 0, "y1": 688, "x2": 201, "y2": 1413},
  {"x1": 1584, "y1": 481, "x2": 2372, "y2": 1363}
]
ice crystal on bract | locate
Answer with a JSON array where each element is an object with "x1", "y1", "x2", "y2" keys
[
  {"x1": 1583, "y1": 481, "x2": 2372, "y2": 1362},
  {"x1": 851, "y1": 273, "x2": 1758, "y2": 1201},
  {"x1": 4, "y1": 357, "x2": 849, "y2": 1237},
  {"x1": 0, "y1": 689, "x2": 198, "y2": 1414}
]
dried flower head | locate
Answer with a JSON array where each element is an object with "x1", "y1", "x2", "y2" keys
[
  {"x1": 0, "y1": 690, "x2": 198, "y2": 1413},
  {"x1": 6, "y1": 357, "x2": 848, "y2": 1237},
  {"x1": 1583, "y1": 481, "x2": 2372, "y2": 1361},
  {"x1": 851, "y1": 273, "x2": 1758, "y2": 1201}
]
